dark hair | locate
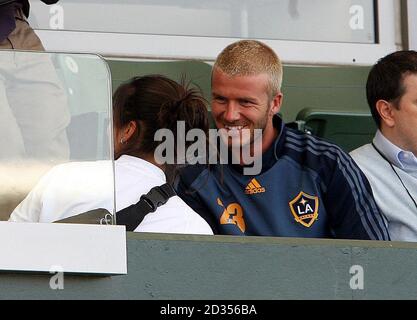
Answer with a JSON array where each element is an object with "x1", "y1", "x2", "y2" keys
[
  {"x1": 366, "y1": 50, "x2": 417, "y2": 127},
  {"x1": 112, "y1": 75, "x2": 209, "y2": 183}
]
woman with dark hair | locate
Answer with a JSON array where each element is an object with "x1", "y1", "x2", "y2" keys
[{"x1": 9, "y1": 75, "x2": 213, "y2": 235}]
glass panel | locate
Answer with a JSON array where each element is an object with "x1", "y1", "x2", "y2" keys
[
  {"x1": 0, "y1": 50, "x2": 114, "y2": 225},
  {"x1": 30, "y1": 0, "x2": 376, "y2": 43}
]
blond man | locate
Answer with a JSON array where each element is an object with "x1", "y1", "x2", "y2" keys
[{"x1": 175, "y1": 39, "x2": 389, "y2": 240}]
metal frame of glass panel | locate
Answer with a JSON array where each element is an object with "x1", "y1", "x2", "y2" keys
[{"x1": 404, "y1": 0, "x2": 417, "y2": 50}]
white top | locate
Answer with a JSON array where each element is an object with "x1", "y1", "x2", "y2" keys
[
  {"x1": 9, "y1": 155, "x2": 213, "y2": 235},
  {"x1": 350, "y1": 131, "x2": 417, "y2": 241}
]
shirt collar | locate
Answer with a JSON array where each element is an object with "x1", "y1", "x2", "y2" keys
[
  {"x1": 373, "y1": 130, "x2": 417, "y2": 170},
  {"x1": 273, "y1": 115, "x2": 286, "y2": 160}
]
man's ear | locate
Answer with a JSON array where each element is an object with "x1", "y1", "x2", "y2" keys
[
  {"x1": 376, "y1": 100, "x2": 395, "y2": 128},
  {"x1": 269, "y1": 92, "x2": 283, "y2": 116}
]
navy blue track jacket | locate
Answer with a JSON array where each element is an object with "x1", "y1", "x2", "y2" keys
[{"x1": 176, "y1": 116, "x2": 390, "y2": 240}]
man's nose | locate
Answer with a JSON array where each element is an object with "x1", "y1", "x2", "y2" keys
[{"x1": 223, "y1": 102, "x2": 240, "y2": 123}]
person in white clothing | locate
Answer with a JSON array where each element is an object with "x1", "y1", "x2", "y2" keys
[
  {"x1": 350, "y1": 50, "x2": 417, "y2": 241},
  {"x1": 9, "y1": 75, "x2": 213, "y2": 235}
]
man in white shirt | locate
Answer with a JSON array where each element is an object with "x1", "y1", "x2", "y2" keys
[{"x1": 350, "y1": 50, "x2": 417, "y2": 241}]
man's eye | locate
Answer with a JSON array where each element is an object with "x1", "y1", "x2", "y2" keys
[
  {"x1": 240, "y1": 100, "x2": 252, "y2": 106},
  {"x1": 214, "y1": 97, "x2": 226, "y2": 103}
]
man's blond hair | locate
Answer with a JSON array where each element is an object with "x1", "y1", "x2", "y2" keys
[{"x1": 213, "y1": 40, "x2": 283, "y2": 98}]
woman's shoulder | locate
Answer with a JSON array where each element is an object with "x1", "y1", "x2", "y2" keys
[
  {"x1": 38, "y1": 160, "x2": 113, "y2": 190},
  {"x1": 136, "y1": 195, "x2": 213, "y2": 235},
  {"x1": 46, "y1": 160, "x2": 112, "y2": 176}
]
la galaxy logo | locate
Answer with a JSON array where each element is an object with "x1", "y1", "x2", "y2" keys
[
  {"x1": 217, "y1": 198, "x2": 246, "y2": 233},
  {"x1": 289, "y1": 191, "x2": 319, "y2": 227}
]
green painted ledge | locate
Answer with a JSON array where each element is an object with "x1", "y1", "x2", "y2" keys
[{"x1": 0, "y1": 232, "x2": 416, "y2": 300}]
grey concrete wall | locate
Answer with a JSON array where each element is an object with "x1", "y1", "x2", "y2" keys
[{"x1": 0, "y1": 233, "x2": 416, "y2": 299}]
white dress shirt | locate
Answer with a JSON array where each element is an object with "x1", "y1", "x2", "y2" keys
[{"x1": 373, "y1": 130, "x2": 417, "y2": 178}]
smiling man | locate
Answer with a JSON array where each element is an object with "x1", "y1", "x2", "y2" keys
[
  {"x1": 211, "y1": 52, "x2": 281, "y2": 156},
  {"x1": 175, "y1": 39, "x2": 389, "y2": 240},
  {"x1": 350, "y1": 50, "x2": 417, "y2": 241}
]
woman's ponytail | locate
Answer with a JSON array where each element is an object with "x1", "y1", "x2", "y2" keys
[{"x1": 113, "y1": 75, "x2": 209, "y2": 183}]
